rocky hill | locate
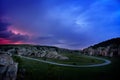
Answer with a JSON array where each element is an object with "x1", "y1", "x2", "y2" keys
[
  {"x1": 82, "y1": 38, "x2": 120, "y2": 57},
  {"x1": 0, "y1": 38, "x2": 120, "y2": 58},
  {"x1": 0, "y1": 44, "x2": 81, "y2": 60}
]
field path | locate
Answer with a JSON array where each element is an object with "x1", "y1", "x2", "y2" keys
[{"x1": 18, "y1": 55, "x2": 111, "y2": 67}]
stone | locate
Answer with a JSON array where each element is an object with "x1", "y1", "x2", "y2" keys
[
  {"x1": 0, "y1": 53, "x2": 18, "y2": 80},
  {"x1": 0, "y1": 54, "x2": 13, "y2": 66},
  {"x1": 83, "y1": 45, "x2": 120, "y2": 57},
  {"x1": 0, "y1": 46, "x2": 69, "y2": 60},
  {"x1": 5, "y1": 63, "x2": 18, "y2": 80}
]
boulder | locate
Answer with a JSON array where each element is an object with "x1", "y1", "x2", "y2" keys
[
  {"x1": 0, "y1": 54, "x2": 13, "y2": 66},
  {"x1": 0, "y1": 53, "x2": 18, "y2": 80}
]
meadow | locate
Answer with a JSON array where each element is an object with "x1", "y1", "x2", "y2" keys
[{"x1": 13, "y1": 55, "x2": 120, "y2": 80}]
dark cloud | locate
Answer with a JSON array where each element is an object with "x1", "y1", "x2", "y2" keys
[
  {"x1": 0, "y1": 20, "x2": 29, "y2": 43},
  {"x1": 0, "y1": 31, "x2": 13, "y2": 38},
  {"x1": 1, "y1": 0, "x2": 120, "y2": 49},
  {"x1": 9, "y1": 33, "x2": 29, "y2": 42}
]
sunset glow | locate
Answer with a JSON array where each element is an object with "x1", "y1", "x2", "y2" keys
[
  {"x1": 0, "y1": 38, "x2": 13, "y2": 44},
  {"x1": 0, "y1": 0, "x2": 120, "y2": 49},
  {"x1": 0, "y1": 38, "x2": 25, "y2": 44},
  {"x1": 14, "y1": 41, "x2": 24, "y2": 44}
]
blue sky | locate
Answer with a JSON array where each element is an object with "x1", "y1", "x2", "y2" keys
[{"x1": 0, "y1": 0, "x2": 120, "y2": 49}]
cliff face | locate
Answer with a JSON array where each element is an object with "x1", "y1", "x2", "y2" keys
[
  {"x1": 0, "y1": 53, "x2": 18, "y2": 80},
  {"x1": 83, "y1": 46, "x2": 120, "y2": 57},
  {"x1": 16, "y1": 47, "x2": 69, "y2": 60},
  {"x1": 83, "y1": 38, "x2": 120, "y2": 57},
  {"x1": 0, "y1": 45, "x2": 69, "y2": 60}
]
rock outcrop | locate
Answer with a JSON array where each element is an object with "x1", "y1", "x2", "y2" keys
[
  {"x1": 16, "y1": 47, "x2": 69, "y2": 60},
  {"x1": 0, "y1": 45, "x2": 69, "y2": 60},
  {"x1": 83, "y1": 38, "x2": 120, "y2": 57},
  {"x1": 0, "y1": 53, "x2": 18, "y2": 80}
]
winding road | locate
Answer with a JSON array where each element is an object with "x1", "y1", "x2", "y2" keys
[{"x1": 18, "y1": 55, "x2": 111, "y2": 67}]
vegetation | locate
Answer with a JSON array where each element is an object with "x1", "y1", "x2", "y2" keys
[
  {"x1": 12, "y1": 55, "x2": 120, "y2": 80},
  {"x1": 30, "y1": 54, "x2": 104, "y2": 65}
]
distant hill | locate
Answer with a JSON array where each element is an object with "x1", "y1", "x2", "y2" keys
[
  {"x1": 83, "y1": 38, "x2": 120, "y2": 57},
  {"x1": 91, "y1": 38, "x2": 120, "y2": 49}
]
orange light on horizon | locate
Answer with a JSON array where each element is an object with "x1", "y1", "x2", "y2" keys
[
  {"x1": 0, "y1": 38, "x2": 25, "y2": 44},
  {"x1": 14, "y1": 41, "x2": 24, "y2": 44},
  {"x1": 0, "y1": 38, "x2": 12, "y2": 44}
]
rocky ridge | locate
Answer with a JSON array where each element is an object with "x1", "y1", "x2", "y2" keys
[
  {"x1": 0, "y1": 45, "x2": 69, "y2": 60},
  {"x1": 82, "y1": 38, "x2": 120, "y2": 57}
]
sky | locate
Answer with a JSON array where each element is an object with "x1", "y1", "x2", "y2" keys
[{"x1": 0, "y1": 0, "x2": 120, "y2": 49}]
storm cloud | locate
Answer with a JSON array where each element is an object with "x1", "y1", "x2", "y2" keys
[
  {"x1": 0, "y1": 19, "x2": 29, "y2": 43},
  {"x1": 0, "y1": 0, "x2": 120, "y2": 49}
]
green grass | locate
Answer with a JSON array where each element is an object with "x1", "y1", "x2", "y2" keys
[
  {"x1": 28, "y1": 54, "x2": 104, "y2": 65},
  {"x1": 12, "y1": 55, "x2": 120, "y2": 80}
]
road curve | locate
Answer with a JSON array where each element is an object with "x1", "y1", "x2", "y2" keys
[{"x1": 18, "y1": 55, "x2": 111, "y2": 67}]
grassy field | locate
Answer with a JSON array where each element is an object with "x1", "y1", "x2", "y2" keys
[
  {"x1": 13, "y1": 55, "x2": 120, "y2": 80},
  {"x1": 28, "y1": 54, "x2": 105, "y2": 65}
]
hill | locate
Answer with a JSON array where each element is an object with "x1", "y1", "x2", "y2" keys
[
  {"x1": 83, "y1": 38, "x2": 120, "y2": 57},
  {"x1": 0, "y1": 44, "x2": 80, "y2": 60},
  {"x1": 91, "y1": 38, "x2": 120, "y2": 48}
]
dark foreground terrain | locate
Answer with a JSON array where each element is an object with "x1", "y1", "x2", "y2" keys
[{"x1": 12, "y1": 55, "x2": 120, "y2": 80}]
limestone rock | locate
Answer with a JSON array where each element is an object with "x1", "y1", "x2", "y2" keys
[
  {"x1": 0, "y1": 45, "x2": 69, "y2": 60},
  {"x1": 0, "y1": 53, "x2": 18, "y2": 80},
  {"x1": 83, "y1": 45, "x2": 120, "y2": 57},
  {"x1": 0, "y1": 54, "x2": 13, "y2": 66}
]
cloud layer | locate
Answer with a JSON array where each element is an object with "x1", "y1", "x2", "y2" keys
[
  {"x1": 0, "y1": 18, "x2": 29, "y2": 44},
  {"x1": 0, "y1": 0, "x2": 120, "y2": 49}
]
